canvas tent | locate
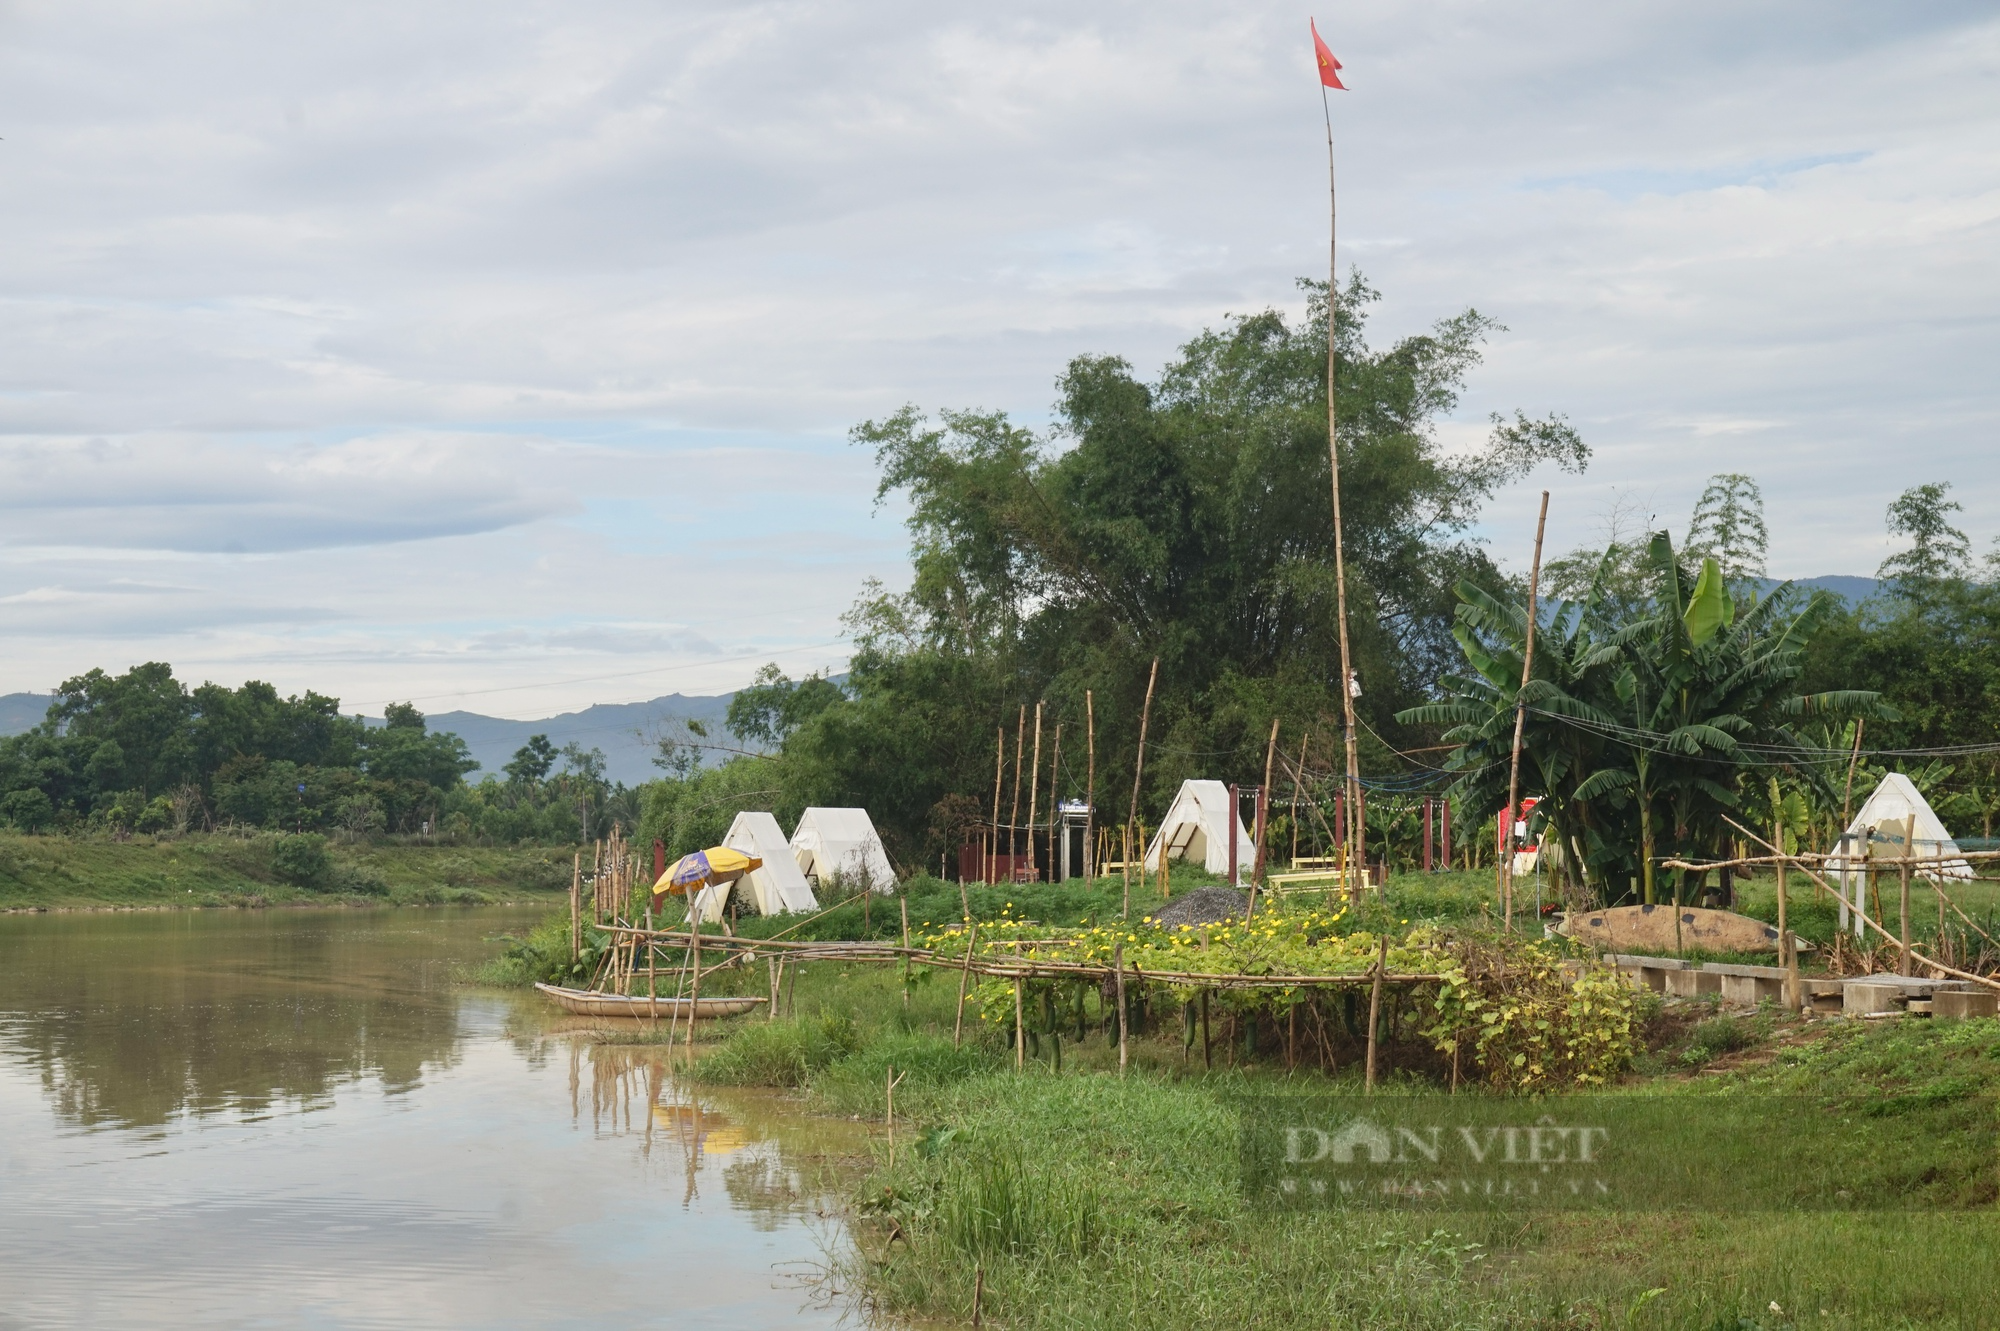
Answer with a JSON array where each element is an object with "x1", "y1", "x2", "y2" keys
[
  {"x1": 1827, "y1": 772, "x2": 1971, "y2": 936},
  {"x1": 691, "y1": 811, "x2": 821, "y2": 922},
  {"x1": 1142, "y1": 779, "x2": 1257, "y2": 880},
  {"x1": 791, "y1": 807, "x2": 897, "y2": 894}
]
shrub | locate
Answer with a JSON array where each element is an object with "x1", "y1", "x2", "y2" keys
[
  {"x1": 1681, "y1": 1014, "x2": 1754, "y2": 1067},
  {"x1": 695, "y1": 1013, "x2": 862, "y2": 1087},
  {"x1": 0, "y1": 788, "x2": 55, "y2": 832},
  {"x1": 1425, "y1": 939, "x2": 1637, "y2": 1090},
  {"x1": 270, "y1": 832, "x2": 331, "y2": 887}
]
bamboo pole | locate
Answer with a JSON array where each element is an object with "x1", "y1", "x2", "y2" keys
[
  {"x1": 953, "y1": 923, "x2": 978, "y2": 1047},
  {"x1": 1249, "y1": 717, "x2": 1280, "y2": 916},
  {"x1": 1200, "y1": 988, "x2": 1211, "y2": 1069},
  {"x1": 1026, "y1": 702, "x2": 1044, "y2": 880},
  {"x1": 1319, "y1": 102, "x2": 1364, "y2": 902},
  {"x1": 685, "y1": 915, "x2": 701, "y2": 1057},
  {"x1": 900, "y1": 895, "x2": 911, "y2": 1007},
  {"x1": 990, "y1": 725, "x2": 1005, "y2": 887},
  {"x1": 1501, "y1": 490, "x2": 1551, "y2": 932},
  {"x1": 1364, "y1": 933, "x2": 1387, "y2": 1093},
  {"x1": 1114, "y1": 939, "x2": 1129, "y2": 1076},
  {"x1": 1899, "y1": 816, "x2": 1914, "y2": 977},
  {"x1": 592, "y1": 839, "x2": 603, "y2": 922},
  {"x1": 1840, "y1": 718, "x2": 1866, "y2": 934},
  {"x1": 1125, "y1": 657, "x2": 1158, "y2": 920},
  {"x1": 646, "y1": 905, "x2": 657, "y2": 1022},
  {"x1": 1014, "y1": 975, "x2": 1025, "y2": 1071},
  {"x1": 570, "y1": 851, "x2": 581, "y2": 962},
  {"x1": 1776, "y1": 811, "x2": 1798, "y2": 1011},
  {"x1": 1290, "y1": 733, "x2": 1307, "y2": 868},
  {"x1": 1085, "y1": 690, "x2": 1096, "y2": 882},
  {"x1": 1009, "y1": 705, "x2": 1027, "y2": 873},
  {"x1": 1047, "y1": 721, "x2": 1063, "y2": 879}
]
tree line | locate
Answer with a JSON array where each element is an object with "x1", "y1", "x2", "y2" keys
[
  {"x1": 637, "y1": 281, "x2": 1999, "y2": 896},
  {"x1": 7, "y1": 275, "x2": 1987, "y2": 892},
  {"x1": 0, "y1": 665, "x2": 639, "y2": 843}
]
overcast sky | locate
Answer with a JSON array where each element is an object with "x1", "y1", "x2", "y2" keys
[{"x1": 2, "y1": 2, "x2": 1994, "y2": 718}]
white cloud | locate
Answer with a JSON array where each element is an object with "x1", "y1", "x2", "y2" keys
[{"x1": 0, "y1": 0, "x2": 1994, "y2": 710}]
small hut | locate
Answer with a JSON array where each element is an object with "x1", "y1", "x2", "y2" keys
[
  {"x1": 1142, "y1": 779, "x2": 1256, "y2": 881},
  {"x1": 691, "y1": 811, "x2": 821, "y2": 922},
  {"x1": 790, "y1": 807, "x2": 897, "y2": 893},
  {"x1": 1828, "y1": 772, "x2": 1971, "y2": 935}
]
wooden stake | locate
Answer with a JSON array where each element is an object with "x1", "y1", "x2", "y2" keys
[
  {"x1": 1125, "y1": 657, "x2": 1158, "y2": 920},
  {"x1": 953, "y1": 922, "x2": 977, "y2": 1048},
  {"x1": 1501, "y1": 489, "x2": 1551, "y2": 932},
  {"x1": 1899, "y1": 817, "x2": 1913, "y2": 977},
  {"x1": 685, "y1": 915, "x2": 701, "y2": 1058},
  {"x1": 1047, "y1": 721, "x2": 1063, "y2": 879},
  {"x1": 900, "y1": 896, "x2": 911, "y2": 1007},
  {"x1": 972, "y1": 1265, "x2": 984, "y2": 1330},
  {"x1": 990, "y1": 725, "x2": 1005, "y2": 887},
  {"x1": 1365, "y1": 933, "x2": 1387, "y2": 1093},
  {"x1": 1014, "y1": 977, "x2": 1025, "y2": 1071},
  {"x1": 1026, "y1": 702, "x2": 1044, "y2": 880},
  {"x1": 1319, "y1": 93, "x2": 1364, "y2": 897},
  {"x1": 570, "y1": 851, "x2": 581, "y2": 962},
  {"x1": 1200, "y1": 988, "x2": 1211, "y2": 1070},
  {"x1": 1249, "y1": 718, "x2": 1279, "y2": 918},
  {"x1": 646, "y1": 908, "x2": 657, "y2": 1023},
  {"x1": 1114, "y1": 939, "x2": 1129, "y2": 1076},
  {"x1": 1085, "y1": 690, "x2": 1096, "y2": 882},
  {"x1": 1010, "y1": 704, "x2": 1027, "y2": 872},
  {"x1": 1776, "y1": 811, "x2": 1798, "y2": 1012}
]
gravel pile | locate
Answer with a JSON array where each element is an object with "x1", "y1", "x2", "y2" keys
[{"x1": 1144, "y1": 886, "x2": 1251, "y2": 930}]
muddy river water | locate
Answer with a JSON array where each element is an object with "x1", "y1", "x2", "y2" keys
[{"x1": 0, "y1": 907, "x2": 866, "y2": 1329}]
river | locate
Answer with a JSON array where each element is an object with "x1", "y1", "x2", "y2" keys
[{"x1": 0, "y1": 907, "x2": 867, "y2": 1329}]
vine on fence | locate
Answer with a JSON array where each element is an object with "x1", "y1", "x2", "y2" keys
[{"x1": 922, "y1": 905, "x2": 1637, "y2": 1089}]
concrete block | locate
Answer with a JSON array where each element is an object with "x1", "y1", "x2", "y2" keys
[
  {"x1": 1844, "y1": 981, "x2": 1910, "y2": 1016},
  {"x1": 1609, "y1": 954, "x2": 1687, "y2": 970},
  {"x1": 1704, "y1": 962, "x2": 1788, "y2": 980},
  {"x1": 1664, "y1": 969, "x2": 1722, "y2": 999},
  {"x1": 1720, "y1": 973, "x2": 1787, "y2": 1007},
  {"x1": 1618, "y1": 964, "x2": 1668, "y2": 992},
  {"x1": 1933, "y1": 990, "x2": 2000, "y2": 1020}
]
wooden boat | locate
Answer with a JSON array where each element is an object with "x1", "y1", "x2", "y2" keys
[{"x1": 534, "y1": 983, "x2": 768, "y2": 1019}]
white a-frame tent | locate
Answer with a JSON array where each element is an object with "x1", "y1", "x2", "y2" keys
[
  {"x1": 1827, "y1": 772, "x2": 1972, "y2": 936},
  {"x1": 791, "y1": 807, "x2": 897, "y2": 894},
  {"x1": 691, "y1": 811, "x2": 821, "y2": 922},
  {"x1": 1142, "y1": 779, "x2": 1257, "y2": 880}
]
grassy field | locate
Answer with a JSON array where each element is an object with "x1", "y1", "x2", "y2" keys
[
  {"x1": 649, "y1": 899, "x2": 2000, "y2": 1331},
  {"x1": 0, "y1": 831, "x2": 575, "y2": 909}
]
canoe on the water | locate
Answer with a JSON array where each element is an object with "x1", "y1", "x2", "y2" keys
[{"x1": 533, "y1": 983, "x2": 768, "y2": 1019}]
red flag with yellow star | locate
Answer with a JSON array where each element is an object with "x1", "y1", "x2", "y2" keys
[{"x1": 1311, "y1": 21, "x2": 1345, "y2": 90}]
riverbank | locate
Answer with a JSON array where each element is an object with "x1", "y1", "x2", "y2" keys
[
  {"x1": 0, "y1": 832, "x2": 574, "y2": 910},
  {"x1": 566, "y1": 872, "x2": 1999, "y2": 1331}
]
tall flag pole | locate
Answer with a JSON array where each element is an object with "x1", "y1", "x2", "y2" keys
[{"x1": 1311, "y1": 21, "x2": 1364, "y2": 890}]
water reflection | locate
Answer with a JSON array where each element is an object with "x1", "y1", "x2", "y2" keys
[
  {"x1": 0, "y1": 909, "x2": 867, "y2": 1329},
  {"x1": 0, "y1": 911, "x2": 476, "y2": 1129}
]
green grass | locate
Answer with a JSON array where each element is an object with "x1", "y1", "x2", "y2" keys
[
  {"x1": 0, "y1": 831, "x2": 575, "y2": 910},
  {"x1": 672, "y1": 941, "x2": 2000, "y2": 1331}
]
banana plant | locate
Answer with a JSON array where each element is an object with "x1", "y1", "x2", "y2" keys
[{"x1": 1403, "y1": 531, "x2": 1887, "y2": 905}]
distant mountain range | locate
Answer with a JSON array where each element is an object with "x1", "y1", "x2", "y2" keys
[
  {"x1": 419, "y1": 693, "x2": 741, "y2": 786},
  {"x1": 1765, "y1": 575, "x2": 1878, "y2": 604},
  {"x1": 0, "y1": 583, "x2": 1883, "y2": 783},
  {"x1": 0, "y1": 690, "x2": 742, "y2": 788}
]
